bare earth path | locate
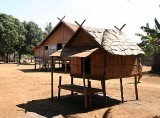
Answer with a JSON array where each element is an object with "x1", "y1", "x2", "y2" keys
[{"x1": 0, "y1": 63, "x2": 160, "y2": 118}]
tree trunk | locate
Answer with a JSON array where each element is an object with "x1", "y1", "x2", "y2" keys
[
  {"x1": 151, "y1": 52, "x2": 160, "y2": 73},
  {"x1": 18, "y1": 53, "x2": 21, "y2": 64},
  {"x1": 13, "y1": 51, "x2": 15, "y2": 63},
  {"x1": 31, "y1": 55, "x2": 33, "y2": 62},
  {"x1": 6, "y1": 53, "x2": 9, "y2": 63}
]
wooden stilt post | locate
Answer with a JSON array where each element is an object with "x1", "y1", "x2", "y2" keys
[
  {"x1": 120, "y1": 78, "x2": 124, "y2": 103},
  {"x1": 101, "y1": 80, "x2": 106, "y2": 102},
  {"x1": 59, "y1": 58, "x2": 60, "y2": 68},
  {"x1": 58, "y1": 76, "x2": 62, "y2": 99},
  {"x1": 53, "y1": 57, "x2": 55, "y2": 71},
  {"x1": 88, "y1": 81, "x2": 92, "y2": 109},
  {"x1": 34, "y1": 57, "x2": 36, "y2": 69},
  {"x1": 45, "y1": 59, "x2": 47, "y2": 70},
  {"x1": 51, "y1": 56, "x2": 54, "y2": 101},
  {"x1": 82, "y1": 58, "x2": 88, "y2": 110},
  {"x1": 39, "y1": 59, "x2": 41, "y2": 70},
  {"x1": 135, "y1": 75, "x2": 139, "y2": 100},
  {"x1": 65, "y1": 58, "x2": 67, "y2": 72},
  {"x1": 71, "y1": 75, "x2": 73, "y2": 97}
]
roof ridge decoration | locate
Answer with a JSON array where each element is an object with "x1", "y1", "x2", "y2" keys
[
  {"x1": 57, "y1": 16, "x2": 65, "y2": 21},
  {"x1": 114, "y1": 24, "x2": 126, "y2": 35}
]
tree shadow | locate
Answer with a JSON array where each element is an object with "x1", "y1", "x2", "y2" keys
[{"x1": 16, "y1": 95, "x2": 121, "y2": 118}]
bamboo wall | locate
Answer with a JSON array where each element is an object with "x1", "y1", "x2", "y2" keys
[
  {"x1": 90, "y1": 49, "x2": 105, "y2": 76},
  {"x1": 106, "y1": 53, "x2": 138, "y2": 79},
  {"x1": 71, "y1": 57, "x2": 82, "y2": 75},
  {"x1": 70, "y1": 51, "x2": 138, "y2": 80}
]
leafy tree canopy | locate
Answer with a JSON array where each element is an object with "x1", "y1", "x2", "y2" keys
[
  {"x1": 23, "y1": 21, "x2": 44, "y2": 54},
  {"x1": 0, "y1": 13, "x2": 25, "y2": 54}
]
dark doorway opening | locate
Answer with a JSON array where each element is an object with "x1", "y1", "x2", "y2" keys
[
  {"x1": 45, "y1": 46, "x2": 48, "y2": 50},
  {"x1": 84, "y1": 56, "x2": 91, "y2": 74},
  {"x1": 57, "y1": 43, "x2": 63, "y2": 50}
]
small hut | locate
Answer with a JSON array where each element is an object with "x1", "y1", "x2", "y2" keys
[
  {"x1": 50, "y1": 23, "x2": 144, "y2": 110},
  {"x1": 34, "y1": 17, "x2": 78, "y2": 71}
]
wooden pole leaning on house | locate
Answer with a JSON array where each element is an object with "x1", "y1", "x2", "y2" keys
[
  {"x1": 120, "y1": 78, "x2": 124, "y2": 103},
  {"x1": 134, "y1": 75, "x2": 139, "y2": 100},
  {"x1": 51, "y1": 56, "x2": 54, "y2": 101}
]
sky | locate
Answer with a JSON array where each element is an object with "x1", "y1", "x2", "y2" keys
[{"x1": 0, "y1": 0, "x2": 160, "y2": 43}]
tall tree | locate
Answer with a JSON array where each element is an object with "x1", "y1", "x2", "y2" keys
[
  {"x1": 0, "y1": 13, "x2": 26, "y2": 62},
  {"x1": 23, "y1": 21, "x2": 43, "y2": 55},
  {"x1": 43, "y1": 22, "x2": 53, "y2": 38},
  {"x1": 45, "y1": 22, "x2": 53, "y2": 35},
  {"x1": 140, "y1": 18, "x2": 160, "y2": 73}
]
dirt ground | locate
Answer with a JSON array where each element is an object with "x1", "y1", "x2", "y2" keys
[{"x1": 0, "y1": 62, "x2": 160, "y2": 118}]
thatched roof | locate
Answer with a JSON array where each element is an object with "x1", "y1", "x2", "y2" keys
[{"x1": 86, "y1": 28, "x2": 144, "y2": 55}]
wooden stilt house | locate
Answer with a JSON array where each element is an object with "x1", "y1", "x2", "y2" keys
[
  {"x1": 34, "y1": 18, "x2": 78, "y2": 71},
  {"x1": 50, "y1": 23, "x2": 144, "y2": 110}
]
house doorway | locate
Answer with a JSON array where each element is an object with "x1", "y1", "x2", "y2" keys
[
  {"x1": 84, "y1": 56, "x2": 91, "y2": 74},
  {"x1": 57, "y1": 43, "x2": 63, "y2": 50}
]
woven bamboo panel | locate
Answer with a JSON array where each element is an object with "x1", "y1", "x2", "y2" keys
[{"x1": 106, "y1": 53, "x2": 138, "y2": 79}]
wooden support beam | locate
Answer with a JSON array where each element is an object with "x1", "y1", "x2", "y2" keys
[
  {"x1": 88, "y1": 81, "x2": 92, "y2": 110},
  {"x1": 34, "y1": 57, "x2": 36, "y2": 69},
  {"x1": 134, "y1": 75, "x2": 139, "y2": 100},
  {"x1": 120, "y1": 78, "x2": 124, "y2": 103},
  {"x1": 51, "y1": 56, "x2": 54, "y2": 101},
  {"x1": 58, "y1": 76, "x2": 62, "y2": 99},
  {"x1": 59, "y1": 58, "x2": 60, "y2": 68},
  {"x1": 82, "y1": 58, "x2": 88, "y2": 111},
  {"x1": 71, "y1": 75, "x2": 74, "y2": 97},
  {"x1": 53, "y1": 57, "x2": 55, "y2": 71},
  {"x1": 101, "y1": 80, "x2": 106, "y2": 102},
  {"x1": 65, "y1": 58, "x2": 67, "y2": 72}
]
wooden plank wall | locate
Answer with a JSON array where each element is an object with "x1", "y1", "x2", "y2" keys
[
  {"x1": 34, "y1": 47, "x2": 43, "y2": 58},
  {"x1": 70, "y1": 57, "x2": 82, "y2": 75},
  {"x1": 71, "y1": 30, "x2": 98, "y2": 47},
  {"x1": 90, "y1": 49, "x2": 105, "y2": 76},
  {"x1": 106, "y1": 53, "x2": 138, "y2": 79},
  {"x1": 34, "y1": 23, "x2": 75, "y2": 59}
]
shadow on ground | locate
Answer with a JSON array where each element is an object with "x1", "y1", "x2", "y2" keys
[
  {"x1": 18, "y1": 69, "x2": 51, "y2": 73},
  {"x1": 18, "y1": 68, "x2": 70, "y2": 74},
  {"x1": 20, "y1": 62, "x2": 35, "y2": 65},
  {"x1": 17, "y1": 95, "x2": 122, "y2": 118}
]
